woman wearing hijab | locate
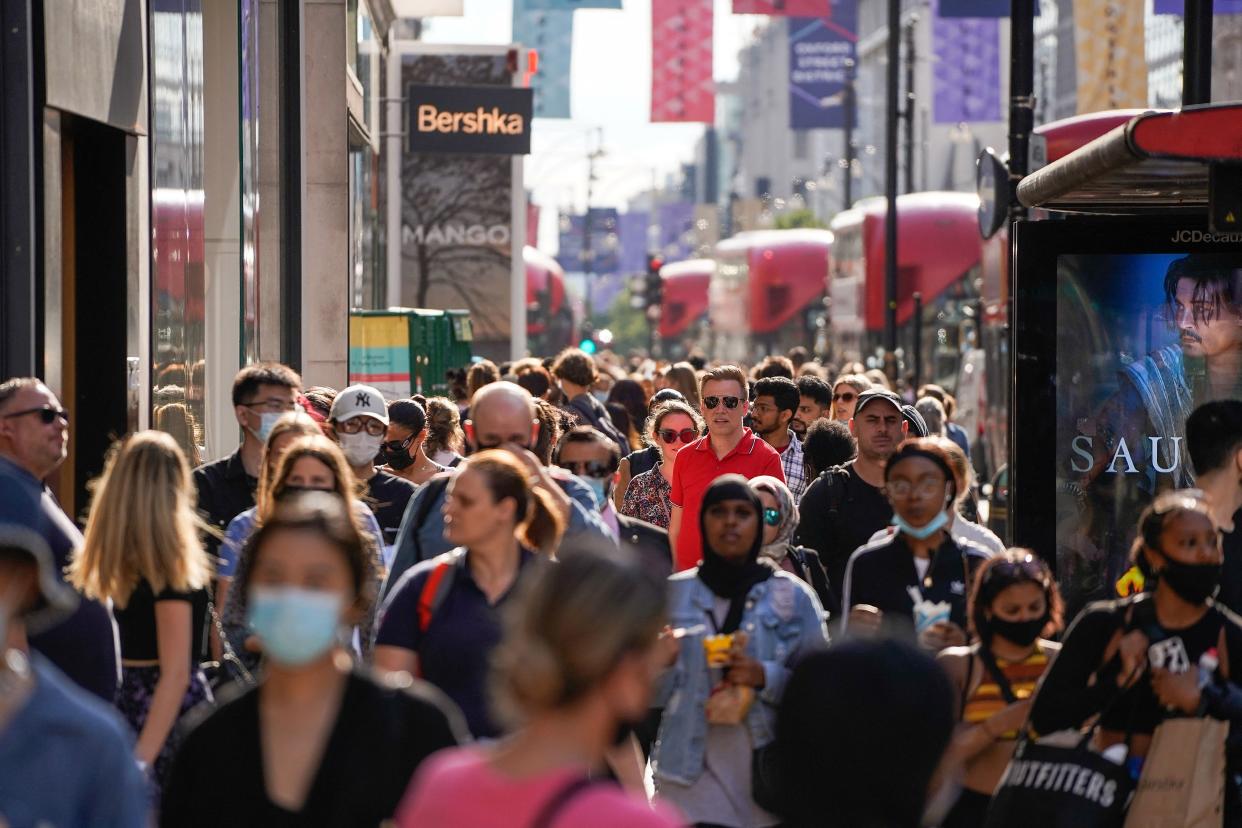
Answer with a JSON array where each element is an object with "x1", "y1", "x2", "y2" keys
[
  {"x1": 651, "y1": 475, "x2": 829, "y2": 827},
  {"x1": 750, "y1": 475, "x2": 837, "y2": 618}
]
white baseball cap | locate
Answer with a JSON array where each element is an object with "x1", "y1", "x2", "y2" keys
[{"x1": 329, "y1": 385, "x2": 390, "y2": 425}]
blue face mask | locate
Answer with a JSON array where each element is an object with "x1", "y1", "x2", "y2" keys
[
  {"x1": 891, "y1": 509, "x2": 949, "y2": 540},
  {"x1": 251, "y1": 411, "x2": 284, "y2": 444},
  {"x1": 247, "y1": 587, "x2": 343, "y2": 666},
  {"x1": 585, "y1": 476, "x2": 611, "y2": 510}
]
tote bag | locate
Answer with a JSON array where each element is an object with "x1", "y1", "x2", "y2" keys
[
  {"x1": 1123, "y1": 717, "x2": 1228, "y2": 828},
  {"x1": 983, "y1": 730, "x2": 1135, "y2": 828}
]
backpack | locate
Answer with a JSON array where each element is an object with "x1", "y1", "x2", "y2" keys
[
  {"x1": 816, "y1": 464, "x2": 852, "y2": 518},
  {"x1": 416, "y1": 547, "x2": 467, "y2": 635}
]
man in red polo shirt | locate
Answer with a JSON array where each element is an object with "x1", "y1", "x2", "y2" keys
[{"x1": 669, "y1": 365, "x2": 785, "y2": 570}]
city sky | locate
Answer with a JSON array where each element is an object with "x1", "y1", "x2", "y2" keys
[{"x1": 423, "y1": 0, "x2": 766, "y2": 250}]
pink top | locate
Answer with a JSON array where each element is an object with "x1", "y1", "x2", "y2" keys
[{"x1": 396, "y1": 747, "x2": 685, "y2": 828}]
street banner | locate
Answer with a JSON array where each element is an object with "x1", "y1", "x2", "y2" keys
[
  {"x1": 521, "y1": 0, "x2": 621, "y2": 8},
  {"x1": 1154, "y1": 0, "x2": 1242, "y2": 12},
  {"x1": 617, "y1": 211, "x2": 650, "y2": 274},
  {"x1": 937, "y1": 0, "x2": 1039, "y2": 16},
  {"x1": 657, "y1": 201, "x2": 696, "y2": 261},
  {"x1": 932, "y1": 3, "x2": 1001, "y2": 123},
  {"x1": 395, "y1": 50, "x2": 520, "y2": 358},
  {"x1": 733, "y1": 0, "x2": 831, "y2": 15},
  {"x1": 512, "y1": 5, "x2": 574, "y2": 118},
  {"x1": 349, "y1": 315, "x2": 412, "y2": 400},
  {"x1": 556, "y1": 209, "x2": 621, "y2": 274},
  {"x1": 788, "y1": 2, "x2": 858, "y2": 130},
  {"x1": 651, "y1": 0, "x2": 715, "y2": 123},
  {"x1": 1074, "y1": 0, "x2": 1147, "y2": 113}
]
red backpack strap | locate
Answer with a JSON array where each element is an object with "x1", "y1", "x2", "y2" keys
[{"x1": 417, "y1": 549, "x2": 465, "y2": 634}]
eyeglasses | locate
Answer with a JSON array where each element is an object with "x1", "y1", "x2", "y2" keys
[
  {"x1": 658, "y1": 427, "x2": 699, "y2": 445},
  {"x1": 2, "y1": 406, "x2": 69, "y2": 425},
  {"x1": 381, "y1": 434, "x2": 415, "y2": 454},
  {"x1": 833, "y1": 392, "x2": 857, "y2": 403},
  {"x1": 560, "y1": 459, "x2": 615, "y2": 479},
  {"x1": 703, "y1": 396, "x2": 741, "y2": 410},
  {"x1": 241, "y1": 399, "x2": 300, "y2": 414},
  {"x1": 336, "y1": 417, "x2": 386, "y2": 437},
  {"x1": 763, "y1": 507, "x2": 782, "y2": 527},
  {"x1": 885, "y1": 477, "x2": 947, "y2": 499}
]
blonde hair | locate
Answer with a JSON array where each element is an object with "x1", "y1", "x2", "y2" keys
[
  {"x1": 69, "y1": 430, "x2": 212, "y2": 607},
  {"x1": 664, "y1": 362, "x2": 701, "y2": 410},
  {"x1": 253, "y1": 412, "x2": 323, "y2": 517},
  {"x1": 492, "y1": 551, "x2": 665, "y2": 726}
]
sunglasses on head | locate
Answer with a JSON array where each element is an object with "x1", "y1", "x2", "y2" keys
[
  {"x1": 561, "y1": 459, "x2": 615, "y2": 479},
  {"x1": 658, "y1": 427, "x2": 698, "y2": 445},
  {"x1": 833, "y1": 392, "x2": 857, "y2": 402},
  {"x1": 3, "y1": 406, "x2": 69, "y2": 425},
  {"x1": 703, "y1": 396, "x2": 741, "y2": 410},
  {"x1": 762, "y1": 507, "x2": 782, "y2": 527}
]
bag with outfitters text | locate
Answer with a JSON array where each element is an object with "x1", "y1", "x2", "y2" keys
[
  {"x1": 1123, "y1": 717, "x2": 1227, "y2": 828},
  {"x1": 982, "y1": 732, "x2": 1134, "y2": 828}
]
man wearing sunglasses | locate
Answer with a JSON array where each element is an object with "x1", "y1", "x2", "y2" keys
[
  {"x1": 329, "y1": 384, "x2": 417, "y2": 546},
  {"x1": 0, "y1": 377, "x2": 118, "y2": 701},
  {"x1": 668, "y1": 365, "x2": 785, "y2": 572},
  {"x1": 555, "y1": 426, "x2": 672, "y2": 580}
]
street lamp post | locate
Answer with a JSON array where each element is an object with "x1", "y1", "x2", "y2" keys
[{"x1": 884, "y1": 0, "x2": 900, "y2": 363}]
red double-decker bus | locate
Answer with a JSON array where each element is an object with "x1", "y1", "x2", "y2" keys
[
  {"x1": 524, "y1": 245, "x2": 575, "y2": 353},
  {"x1": 707, "y1": 229, "x2": 833, "y2": 364},
  {"x1": 657, "y1": 258, "x2": 712, "y2": 355}
]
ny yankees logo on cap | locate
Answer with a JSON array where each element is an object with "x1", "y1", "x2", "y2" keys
[{"x1": 355, "y1": 392, "x2": 372, "y2": 408}]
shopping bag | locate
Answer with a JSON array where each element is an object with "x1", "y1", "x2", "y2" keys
[
  {"x1": 983, "y1": 733, "x2": 1135, "y2": 828},
  {"x1": 1124, "y1": 717, "x2": 1228, "y2": 828}
]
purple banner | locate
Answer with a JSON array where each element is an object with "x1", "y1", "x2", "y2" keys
[
  {"x1": 617, "y1": 212, "x2": 650, "y2": 274},
  {"x1": 657, "y1": 202, "x2": 696, "y2": 262},
  {"x1": 788, "y1": 1, "x2": 858, "y2": 130},
  {"x1": 932, "y1": 5, "x2": 1001, "y2": 124},
  {"x1": 556, "y1": 208, "x2": 620, "y2": 274},
  {"x1": 1154, "y1": 0, "x2": 1242, "y2": 12}
]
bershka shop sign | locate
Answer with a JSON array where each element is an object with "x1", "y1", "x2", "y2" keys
[{"x1": 407, "y1": 84, "x2": 534, "y2": 154}]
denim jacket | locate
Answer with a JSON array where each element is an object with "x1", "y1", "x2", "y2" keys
[{"x1": 651, "y1": 569, "x2": 829, "y2": 786}]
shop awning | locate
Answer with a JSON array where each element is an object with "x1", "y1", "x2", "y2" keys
[{"x1": 1017, "y1": 104, "x2": 1242, "y2": 216}]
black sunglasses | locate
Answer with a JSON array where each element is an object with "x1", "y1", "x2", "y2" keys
[
  {"x1": 381, "y1": 434, "x2": 415, "y2": 454},
  {"x1": 3, "y1": 406, "x2": 69, "y2": 425},
  {"x1": 561, "y1": 459, "x2": 616, "y2": 479},
  {"x1": 703, "y1": 396, "x2": 741, "y2": 410},
  {"x1": 833, "y1": 392, "x2": 857, "y2": 402},
  {"x1": 658, "y1": 427, "x2": 698, "y2": 445}
]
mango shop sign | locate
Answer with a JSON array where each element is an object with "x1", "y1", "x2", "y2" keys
[{"x1": 407, "y1": 84, "x2": 534, "y2": 155}]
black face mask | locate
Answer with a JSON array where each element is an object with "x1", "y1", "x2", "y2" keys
[
  {"x1": 384, "y1": 447, "x2": 416, "y2": 470},
  {"x1": 989, "y1": 615, "x2": 1048, "y2": 647},
  {"x1": 1158, "y1": 557, "x2": 1223, "y2": 605}
]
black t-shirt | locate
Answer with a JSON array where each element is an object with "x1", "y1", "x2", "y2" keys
[
  {"x1": 113, "y1": 579, "x2": 209, "y2": 663},
  {"x1": 1219, "y1": 509, "x2": 1242, "y2": 617},
  {"x1": 1030, "y1": 595, "x2": 1242, "y2": 738},
  {"x1": 193, "y1": 449, "x2": 258, "y2": 560},
  {"x1": 375, "y1": 548, "x2": 538, "y2": 738},
  {"x1": 794, "y1": 463, "x2": 893, "y2": 597},
  {"x1": 366, "y1": 470, "x2": 417, "y2": 544},
  {"x1": 161, "y1": 671, "x2": 464, "y2": 828}
]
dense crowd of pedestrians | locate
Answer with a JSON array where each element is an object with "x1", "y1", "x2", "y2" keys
[{"x1": 4, "y1": 350, "x2": 1242, "y2": 826}]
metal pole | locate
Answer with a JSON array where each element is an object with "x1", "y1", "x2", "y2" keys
[
  {"x1": 884, "y1": 0, "x2": 900, "y2": 356},
  {"x1": 1184, "y1": 0, "x2": 1214, "y2": 105},
  {"x1": 1007, "y1": 0, "x2": 1035, "y2": 224},
  {"x1": 903, "y1": 16, "x2": 916, "y2": 196},
  {"x1": 912, "y1": 291, "x2": 923, "y2": 391},
  {"x1": 582, "y1": 130, "x2": 601, "y2": 323},
  {"x1": 843, "y1": 58, "x2": 855, "y2": 210},
  {"x1": 385, "y1": 35, "x2": 403, "y2": 308}
]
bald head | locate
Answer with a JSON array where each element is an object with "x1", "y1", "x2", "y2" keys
[{"x1": 466, "y1": 381, "x2": 539, "y2": 452}]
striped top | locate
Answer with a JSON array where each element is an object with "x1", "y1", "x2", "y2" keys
[{"x1": 962, "y1": 645, "x2": 1052, "y2": 740}]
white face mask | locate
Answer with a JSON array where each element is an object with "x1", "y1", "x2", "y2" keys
[{"x1": 338, "y1": 432, "x2": 383, "y2": 467}]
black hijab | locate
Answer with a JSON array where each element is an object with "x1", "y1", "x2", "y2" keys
[{"x1": 697, "y1": 474, "x2": 774, "y2": 633}]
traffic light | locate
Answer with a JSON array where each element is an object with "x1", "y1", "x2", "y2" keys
[
  {"x1": 579, "y1": 320, "x2": 597, "y2": 354},
  {"x1": 644, "y1": 254, "x2": 664, "y2": 310}
]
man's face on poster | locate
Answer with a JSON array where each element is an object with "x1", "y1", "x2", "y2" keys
[{"x1": 1172, "y1": 277, "x2": 1242, "y2": 359}]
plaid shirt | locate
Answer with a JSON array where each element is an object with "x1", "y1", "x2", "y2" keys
[{"x1": 779, "y1": 434, "x2": 808, "y2": 502}]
